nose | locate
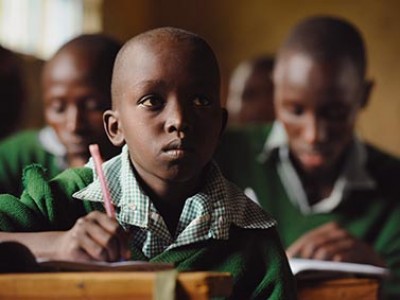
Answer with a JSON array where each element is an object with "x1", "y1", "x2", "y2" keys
[
  {"x1": 303, "y1": 115, "x2": 327, "y2": 145},
  {"x1": 66, "y1": 105, "x2": 85, "y2": 133},
  {"x1": 165, "y1": 99, "x2": 191, "y2": 138}
]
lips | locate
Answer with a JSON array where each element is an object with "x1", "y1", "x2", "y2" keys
[
  {"x1": 299, "y1": 152, "x2": 324, "y2": 167},
  {"x1": 297, "y1": 145, "x2": 333, "y2": 169},
  {"x1": 63, "y1": 135, "x2": 91, "y2": 154},
  {"x1": 162, "y1": 139, "x2": 194, "y2": 159}
]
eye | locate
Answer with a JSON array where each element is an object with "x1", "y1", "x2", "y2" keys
[
  {"x1": 47, "y1": 99, "x2": 66, "y2": 114},
  {"x1": 323, "y1": 107, "x2": 349, "y2": 121},
  {"x1": 192, "y1": 96, "x2": 211, "y2": 106},
  {"x1": 138, "y1": 95, "x2": 164, "y2": 108},
  {"x1": 84, "y1": 98, "x2": 105, "y2": 112},
  {"x1": 286, "y1": 103, "x2": 305, "y2": 116}
]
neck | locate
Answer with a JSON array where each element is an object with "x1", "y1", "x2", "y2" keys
[
  {"x1": 133, "y1": 166, "x2": 204, "y2": 236},
  {"x1": 67, "y1": 155, "x2": 88, "y2": 168},
  {"x1": 291, "y1": 152, "x2": 347, "y2": 205}
]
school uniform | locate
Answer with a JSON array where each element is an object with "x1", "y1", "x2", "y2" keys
[
  {"x1": 0, "y1": 145, "x2": 296, "y2": 299},
  {"x1": 0, "y1": 127, "x2": 66, "y2": 195},
  {"x1": 216, "y1": 123, "x2": 400, "y2": 299}
]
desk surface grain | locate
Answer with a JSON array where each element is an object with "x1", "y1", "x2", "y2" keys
[{"x1": 0, "y1": 271, "x2": 233, "y2": 300}]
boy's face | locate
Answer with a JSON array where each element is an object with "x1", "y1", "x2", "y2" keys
[
  {"x1": 43, "y1": 51, "x2": 111, "y2": 167},
  {"x1": 273, "y1": 52, "x2": 369, "y2": 176},
  {"x1": 228, "y1": 64, "x2": 274, "y2": 124},
  {"x1": 238, "y1": 66, "x2": 274, "y2": 124},
  {"x1": 108, "y1": 40, "x2": 225, "y2": 184}
]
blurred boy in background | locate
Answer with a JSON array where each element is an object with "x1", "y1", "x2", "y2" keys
[
  {"x1": 216, "y1": 16, "x2": 400, "y2": 298},
  {"x1": 0, "y1": 34, "x2": 121, "y2": 195},
  {"x1": 226, "y1": 55, "x2": 275, "y2": 125}
]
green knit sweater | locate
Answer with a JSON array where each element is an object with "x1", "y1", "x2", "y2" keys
[
  {"x1": 216, "y1": 124, "x2": 400, "y2": 299},
  {"x1": 0, "y1": 164, "x2": 297, "y2": 299},
  {"x1": 0, "y1": 130, "x2": 62, "y2": 196}
]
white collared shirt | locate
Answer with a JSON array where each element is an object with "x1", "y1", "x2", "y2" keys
[
  {"x1": 73, "y1": 145, "x2": 276, "y2": 258},
  {"x1": 258, "y1": 122, "x2": 376, "y2": 215}
]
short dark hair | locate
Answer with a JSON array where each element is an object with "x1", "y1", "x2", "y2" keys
[
  {"x1": 278, "y1": 16, "x2": 367, "y2": 78},
  {"x1": 44, "y1": 34, "x2": 122, "y2": 104},
  {"x1": 111, "y1": 27, "x2": 220, "y2": 107}
]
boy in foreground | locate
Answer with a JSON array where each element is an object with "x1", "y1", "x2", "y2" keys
[{"x1": 0, "y1": 28, "x2": 296, "y2": 299}]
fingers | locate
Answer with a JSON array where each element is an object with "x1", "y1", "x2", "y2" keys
[
  {"x1": 286, "y1": 221, "x2": 387, "y2": 266},
  {"x1": 62, "y1": 211, "x2": 129, "y2": 262},
  {"x1": 313, "y1": 238, "x2": 353, "y2": 261},
  {"x1": 286, "y1": 222, "x2": 351, "y2": 259},
  {"x1": 117, "y1": 229, "x2": 132, "y2": 260}
]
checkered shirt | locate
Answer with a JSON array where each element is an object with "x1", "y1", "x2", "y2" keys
[{"x1": 73, "y1": 145, "x2": 276, "y2": 258}]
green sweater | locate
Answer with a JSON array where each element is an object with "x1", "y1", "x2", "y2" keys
[
  {"x1": 0, "y1": 164, "x2": 297, "y2": 299},
  {"x1": 0, "y1": 130, "x2": 62, "y2": 196},
  {"x1": 216, "y1": 124, "x2": 400, "y2": 299}
]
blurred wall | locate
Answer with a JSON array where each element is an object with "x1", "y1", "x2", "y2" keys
[{"x1": 102, "y1": 0, "x2": 400, "y2": 156}]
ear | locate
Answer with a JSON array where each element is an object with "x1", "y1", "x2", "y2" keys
[
  {"x1": 219, "y1": 108, "x2": 228, "y2": 137},
  {"x1": 103, "y1": 110, "x2": 125, "y2": 147},
  {"x1": 360, "y1": 79, "x2": 374, "y2": 109}
]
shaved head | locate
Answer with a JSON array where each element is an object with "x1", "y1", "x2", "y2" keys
[
  {"x1": 41, "y1": 34, "x2": 122, "y2": 166},
  {"x1": 111, "y1": 27, "x2": 220, "y2": 107},
  {"x1": 43, "y1": 34, "x2": 122, "y2": 99},
  {"x1": 277, "y1": 16, "x2": 367, "y2": 79}
]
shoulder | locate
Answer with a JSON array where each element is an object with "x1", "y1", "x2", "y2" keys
[
  {"x1": 50, "y1": 166, "x2": 94, "y2": 193},
  {"x1": 364, "y1": 143, "x2": 400, "y2": 198},
  {"x1": 0, "y1": 130, "x2": 41, "y2": 151},
  {"x1": 219, "y1": 123, "x2": 273, "y2": 152},
  {"x1": 215, "y1": 124, "x2": 273, "y2": 179},
  {"x1": 224, "y1": 179, "x2": 277, "y2": 230},
  {"x1": 365, "y1": 143, "x2": 400, "y2": 174},
  {"x1": 0, "y1": 129, "x2": 49, "y2": 160},
  {"x1": 22, "y1": 164, "x2": 93, "y2": 198}
]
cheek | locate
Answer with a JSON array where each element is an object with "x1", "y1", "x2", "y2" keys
[
  {"x1": 197, "y1": 120, "x2": 222, "y2": 154},
  {"x1": 44, "y1": 108, "x2": 62, "y2": 124},
  {"x1": 44, "y1": 110, "x2": 65, "y2": 134},
  {"x1": 282, "y1": 120, "x2": 302, "y2": 141},
  {"x1": 328, "y1": 123, "x2": 354, "y2": 146}
]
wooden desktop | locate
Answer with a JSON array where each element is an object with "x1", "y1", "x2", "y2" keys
[
  {"x1": 0, "y1": 271, "x2": 233, "y2": 300},
  {"x1": 0, "y1": 271, "x2": 382, "y2": 299}
]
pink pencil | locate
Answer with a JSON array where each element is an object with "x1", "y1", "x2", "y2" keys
[{"x1": 89, "y1": 144, "x2": 116, "y2": 218}]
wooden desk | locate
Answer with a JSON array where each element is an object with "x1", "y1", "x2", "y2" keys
[
  {"x1": 297, "y1": 277, "x2": 380, "y2": 300},
  {"x1": 0, "y1": 271, "x2": 233, "y2": 300}
]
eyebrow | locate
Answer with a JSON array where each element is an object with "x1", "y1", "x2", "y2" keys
[{"x1": 131, "y1": 80, "x2": 167, "y2": 89}]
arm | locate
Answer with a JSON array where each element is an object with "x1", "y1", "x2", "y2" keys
[
  {"x1": 0, "y1": 211, "x2": 130, "y2": 262},
  {"x1": 286, "y1": 221, "x2": 386, "y2": 267},
  {"x1": 0, "y1": 165, "x2": 130, "y2": 262}
]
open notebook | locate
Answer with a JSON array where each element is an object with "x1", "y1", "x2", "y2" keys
[
  {"x1": 37, "y1": 258, "x2": 173, "y2": 272},
  {"x1": 289, "y1": 258, "x2": 389, "y2": 280}
]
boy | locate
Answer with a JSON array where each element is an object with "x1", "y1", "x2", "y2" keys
[
  {"x1": 0, "y1": 34, "x2": 121, "y2": 195},
  {"x1": 226, "y1": 55, "x2": 275, "y2": 125},
  {"x1": 216, "y1": 16, "x2": 400, "y2": 298},
  {"x1": 0, "y1": 28, "x2": 296, "y2": 299},
  {"x1": 0, "y1": 46, "x2": 26, "y2": 140}
]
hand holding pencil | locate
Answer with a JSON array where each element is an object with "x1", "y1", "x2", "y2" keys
[{"x1": 51, "y1": 144, "x2": 130, "y2": 262}]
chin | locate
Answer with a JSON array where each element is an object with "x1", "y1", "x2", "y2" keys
[{"x1": 163, "y1": 165, "x2": 201, "y2": 183}]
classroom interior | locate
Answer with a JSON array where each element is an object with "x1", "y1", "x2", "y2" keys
[
  {"x1": 0, "y1": 1, "x2": 399, "y2": 299},
  {"x1": 5, "y1": 0, "x2": 399, "y2": 157}
]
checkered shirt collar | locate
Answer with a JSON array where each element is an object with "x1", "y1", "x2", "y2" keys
[{"x1": 73, "y1": 145, "x2": 275, "y2": 257}]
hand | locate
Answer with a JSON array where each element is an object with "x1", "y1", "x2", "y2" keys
[
  {"x1": 286, "y1": 222, "x2": 386, "y2": 267},
  {"x1": 53, "y1": 211, "x2": 131, "y2": 262}
]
